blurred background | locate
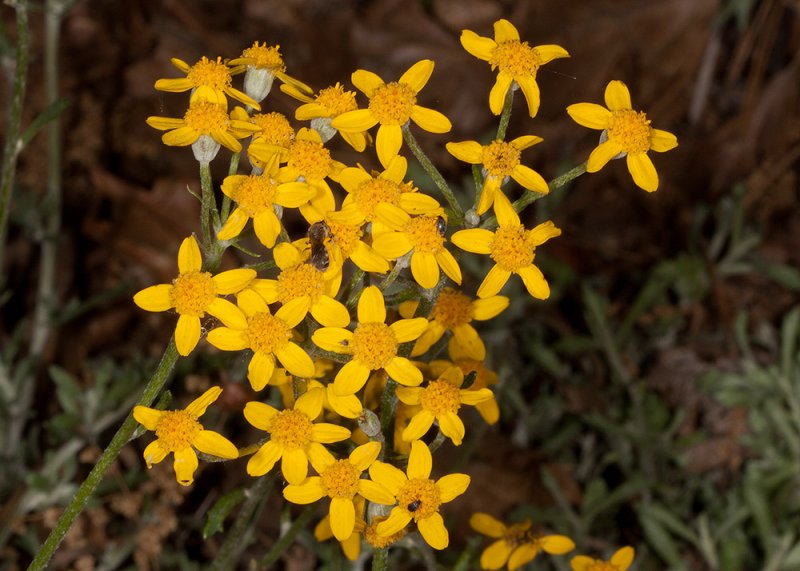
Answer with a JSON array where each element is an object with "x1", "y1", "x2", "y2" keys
[{"x1": 2, "y1": 0, "x2": 800, "y2": 569}]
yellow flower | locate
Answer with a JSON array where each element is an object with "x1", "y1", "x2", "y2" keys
[
  {"x1": 571, "y1": 547, "x2": 635, "y2": 571},
  {"x1": 133, "y1": 236, "x2": 255, "y2": 356},
  {"x1": 314, "y1": 497, "x2": 368, "y2": 561},
  {"x1": 430, "y1": 349, "x2": 500, "y2": 425},
  {"x1": 154, "y1": 56, "x2": 260, "y2": 110},
  {"x1": 229, "y1": 108, "x2": 294, "y2": 174},
  {"x1": 567, "y1": 80, "x2": 678, "y2": 192},
  {"x1": 283, "y1": 82, "x2": 369, "y2": 152},
  {"x1": 206, "y1": 291, "x2": 315, "y2": 391},
  {"x1": 249, "y1": 128, "x2": 345, "y2": 220},
  {"x1": 451, "y1": 193, "x2": 560, "y2": 299},
  {"x1": 331, "y1": 60, "x2": 452, "y2": 168},
  {"x1": 470, "y1": 512, "x2": 575, "y2": 570},
  {"x1": 300, "y1": 209, "x2": 390, "y2": 274},
  {"x1": 133, "y1": 386, "x2": 238, "y2": 486},
  {"x1": 243, "y1": 387, "x2": 351, "y2": 484},
  {"x1": 312, "y1": 286, "x2": 428, "y2": 395},
  {"x1": 446, "y1": 136, "x2": 549, "y2": 215},
  {"x1": 460, "y1": 19, "x2": 569, "y2": 117},
  {"x1": 247, "y1": 241, "x2": 350, "y2": 327},
  {"x1": 283, "y1": 441, "x2": 395, "y2": 541},
  {"x1": 369, "y1": 440, "x2": 470, "y2": 550},
  {"x1": 399, "y1": 288, "x2": 509, "y2": 360},
  {"x1": 372, "y1": 212, "x2": 460, "y2": 290},
  {"x1": 331, "y1": 155, "x2": 441, "y2": 227},
  {"x1": 396, "y1": 366, "x2": 492, "y2": 445},
  {"x1": 227, "y1": 42, "x2": 310, "y2": 103},
  {"x1": 145, "y1": 95, "x2": 260, "y2": 155},
  {"x1": 365, "y1": 514, "x2": 408, "y2": 550},
  {"x1": 216, "y1": 172, "x2": 315, "y2": 247}
]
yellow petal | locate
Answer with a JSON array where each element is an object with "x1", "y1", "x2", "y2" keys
[
  {"x1": 193, "y1": 430, "x2": 238, "y2": 459},
  {"x1": 402, "y1": 409, "x2": 435, "y2": 441},
  {"x1": 207, "y1": 297, "x2": 248, "y2": 329},
  {"x1": 493, "y1": 19, "x2": 519, "y2": 42},
  {"x1": 175, "y1": 314, "x2": 201, "y2": 356},
  {"x1": 438, "y1": 412, "x2": 466, "y2": 445},
  {"x1": 357, "y1": 285, "x2": 386, "y2": 324},
  {"x1": 142, "y1": 439, "x2": 168, "y2": 468},
  {"x1": 333, "y1": 359, "x2": 371, "y2": 395},
  {"x1": 206, "y1": 327, "x2": 249, "y2": 351},
  {"x1": 627, "y1": 152, "x2": 659, "y2": 192},
  {"x1": 310, "y1": 422, "x2": 352, "y2": 443},
  {"x1": 508, "y1": 544, "x2": 540, "y2": 570},
  {"x1": 516, "y1": 75, "x2": 541, "y2": 118},
  {"x1": 275, "y1": 342, "x2": 316, "y2": 378},
  {"x1": 477, "y1": 265, "x2": 511, "y2": 298},
  {"x1": 396, "y1": 386, "x2": 423, "y2": 405},
  {"x1": 390, "y1": 317, "x2": 428, "y2": 343},
  {"x1": 133, "y1": 284, "x2": 173, "y2": 312},
  {"x1": 407, "y1": 440, "x2": 432, "y2": 479},
  {"x1": 411, "y1": 251, "x2": 440, "y2": 289},
  {"x1": 452, "y1": 324, "x2": 485, "y2": 361},
  {"x1": 611, "y1": 546, "x2": 635, "y2": 570},
  {"x1": 248, "y1": 351, "x2": 276, "y2": 391},
  {"x1": 243, "y1": 401, "x2": 279, "y2": 431},
  {"x1": 349, "y1": 441, "x2": 382, "y2": 471},
  {"x1": 529, "y1": 220, "x2": 562, "y2": 246},
  {"x1": 435, "y1": 249, "x2": 462, "y2": 285},
  {"x1": 586, "y1": 139, "x2": 623, "y2": 173},
  {"x1": 330, "y1": 497, "x2": 356, "y2": 541},
  {"x1": 451, "y1": 228, "x2": 494, "y2": 254},
  {"x1": 566, "y1": 102, "x2": 612, "y2": 130},
  {"x1": 399, "y1": 191, "x2": 441, "y2": 214},
  {"x1": 310, "y1": 295, "x2": 350, "y2": 328},
  {"x1": 246, "y1": 441, "x2": 281, "y2": 476},
  {"x1": 446, "y1": 140, "x2": 483, "y2": 164},
  {"x1": 145, "y1": 116, "x2": 184, "y2": 131},
  {"x1": 570, "y1": 556, "x2": 595, "y2": 571},
  {"x1": 248, "y1": 279, "x2": 279, "y2": 304},
  {"x1": 374, "y1": 202, "x2": 411, "y2": 231},
  {"x1": 172, "y1": 448, "x2": 199, "y2": 486},
  {"x1": 358, "y1": 479, "x2": 396, "y2": 505},
  {"x1": 536, "y1": 44, "x2": 570, "y2": 64},
  {"x1": 237, "y1": 288, "x2": 269, "y2": 317},
  {"x1": 295, "y1": 388, "x2": 324, "y2": 419},
  {"x1": 470, "y1": 513, "x2": 507, "y2": 538},
  {"x1": 400, "y1": 60, "x2": 434, "y2": 93},
  {"x1": 650, "y1": 128, "x2": 678, "y2": 153},
  {"x1": 460, "y1": 387, "x2": 493, "y2": 406},
  {"x1": 133, "y1": 406, "x2": 163, "y2": 431},
  {"x1": 325, "y1": 389, "x2": 363, "y2": 419},
  {"x1": 178, "y1": 235, "x2": 202, "y2": 274},
  {"x1": 213, "y1": 268, "x2": 257, "y2": 294},
  {"x1": 494, "y1": 191, "x2": 520, "y2": 228},
  {"x1": 217, "y1": 208, "x2": 250, "y2": 241},
  {"x1": 376, "y1": 507, "x2": 412, "y2": 537},
  {"x1": 410, "y1": 106, "x2": 451, "y2": 133},
  {"x1": 476, "y1": 398, "x2": 500, "y2": 425},
  {"x1": 162, "y1": 126, "x2": 200, "y2": 147},
  {"x1": 273, "y1": 241, "x2": 302, "y2": 270},
  {"x1": 540, "y1": 534, "x2": 576, "y2": 554},
  {"x1": 384, "y1": 357, "x2": 423, "y2": 386},
  {"x1": 351, "y1": 68, "x2": 385, "y2": 97},
  {"x1": 369, "y1": 461, "x2": 407, "y2": 496},
  {"x1": 275, "y1": 296, "x2": 311, "y2": 328},
  {"x1": 376, "y1": 124, "x2": 403, "y2": 169},
  {"x1": 489, "y1": 73, "x2": 514, "y2": 115},
  {"x1": 511, "y1": 164, "x2": 548, "y2": 194},
  {"x1": 481, "y1": 539, "x2": 513, "y2": 570},
  {"x1": 350, "y1": 241, "x2": 391, "y2": 274},
  {"x1": 284, "y1": 477, "x2": 326, "y2": 504},
  {"x1": 185, "y1": 386, "x2": 223, "y2": 417},
  {"x1": 154, "y1": 77, "x2": 194, "y2": 92},
  {"x1": 312, "y1": 327, "x2": 353, "y2": 353},
  {"x1": 518, "y1": 265, "x2": 550, "y2": 300},
  {"x1": 604, "y1": 80, "x2": 632, "y2": 111},
  {"x1": 252, "y1": 211, "x2": 281, "y2": 248},
  {"x1": 472, "y1": 296, "x2": 509, "y2": 320},
  {"x1": 331, "y1": 108, "x2": 378, "y2": 133},
  {"x1": 372, "y1": 231, "x2": 413, "y2": 260},
  {"x1": 460, "y1": 29, "x2": 495, "y2": 61},
  {"x1": 417, "y1": 512, "x2": 449, "y2": 550},
  {"x1": 281, "y1": 447, "x2": 309, "y2": 485}
]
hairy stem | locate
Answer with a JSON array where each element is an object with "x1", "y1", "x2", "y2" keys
[
  {"x1": 259, "y1": 506, "x2": 315, "y2": 567},
  {"x1": 495, "y1": 88, "x2": 514, "y2": 141},
  {"x1": 403, "y1": 126, "x2": 463, "y2": 223}
]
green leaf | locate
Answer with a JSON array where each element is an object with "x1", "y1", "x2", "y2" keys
[
  {"x1": 20, "y1": 98, "x2": 70, "y2": 146},
  {"x1": 637, "y1": 505, "x2": 686, "y2": 567},
  {"x1": 203, "y1": 488, "x2": 246, "y2": 539},
  {"x1": 49, "y1": 365, "x2": 82, "y2": 416}
]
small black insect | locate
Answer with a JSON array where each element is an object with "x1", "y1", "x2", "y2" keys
[
  {"x1": 407, "y1": 500, "x2": 422, "y2": 512},
  {"x1": 435, "y1": 216, "x2": 447, "y2": 237},
  {"x1": 307, "y1": 221, "x2": 331, "y2": 272}
]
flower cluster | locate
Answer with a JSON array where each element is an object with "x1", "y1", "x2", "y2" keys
[{"x1": 133, "y1": 18, "x2": 676, "y2": 563}]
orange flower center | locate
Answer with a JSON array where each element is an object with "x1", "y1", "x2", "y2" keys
[
  {"x1": 268, "y1": 409, "x2": 313, "y2": 449},
  {"x1": 490, "y1": 41, "x2": 541, "y2": 78},
  {"x1": 320, "y1": 460, "x2": 361, "y2": 498},
  {"x1": 187, "y1": 56, "x2": 232, "y2": 90},
  {"x1": 350, "y1": 322, "x2": 398, "y2": 369},
  {"x1": 406, "y1": 215, "x2": 445, "y2": 254},
  {"x1": 365, "y1": 515, "x2": 407, "y2": 548},
  {"x1": 229, "y1": 175, "x2": 277, "y2": 216},
  {"x1": 287, "y1": 139, "x2": 333, "y2": 181},
  {"x1": 397, "y1": 478, "x2": 441, "y2": 521},
  {"x1": 252, "y1": 112, "x2": 295, "y2": 147},
  {"x1": 489, "y1": 225, "x2": 535, "y2": 272},
  {"x1": 155, "y1": 411, "x2": 201, "y2": 453},
  {"x1": 241, "y1": 42, "x2": 286, "y2": 71},
  {"x1": 171, "y1": 271, "x2": 216, "y2": 316},
  {"x1": 482, "y1": 140, "x2": 520, "y2": 178},
  {"x1": 430, "y1": 288, "x2": 473, "y2": 329},
  {"x1": 352, "y1": 178, "x2": 403, "y2": 222},
  {"x1": 419, "y1": 379, "x2": 461, "y2": 415},
  {"x1": 607, "y1": 109, "x2": 652, "y2": 154},
  {"x1": 277, "y1": 263, "x2": 325, "y2": 304},
  {"x1": 246, "y1": 312, "x2": 291, "y2": 354},
  {"x1": 183, "y1": 100, "x2": 230, "y2": 135},
  {"x1": 316, "y1": 83, "x2": 359, "y2": 117},
  {"x1": 325, "y1": 218, "x2": 361, "y2": 258},
  {"x1": 369, "y1": 82, "x2": 417, "y2": 125}
]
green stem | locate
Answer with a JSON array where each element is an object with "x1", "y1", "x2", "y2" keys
[
  {"x1": 259, "y1": 506, "x2": 315, "y2": 567},
  {"x1": 379, "y1": 379, "x2": 398, "y2": 452},
  {"x1": 471, "y1": 164, "x2": 484, "y2": 207},
  {"x1": 344, "y1": 269, "x2": 366, "y2": 309},
  {"x1": 371, "y1": 548, "x2": 389, "y2": 571},
  {"x1": 27, "y1": 339, "x2": 180, "y2": 571},
  {"x1": 0, "y1": 0, "x2": 30, "y2": 274},
  {"x1": 378, "y1": 258, "x2": 405, "y2": 290},
  {"x1": 402, "y1": 126, "x2": 463, "y2": 223},
  {"x1": 199, "y1": 161, "x2": 218, "y2": 249},
  {"x1": 211, "y1": 473, "x2": 277, "y2": 570},
  {"x1": 495, "y1": 88, "x2": 514, "y2": 141},
  {"x1": 481, "y1": 162, "x2": 587, "y2": 228}
]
